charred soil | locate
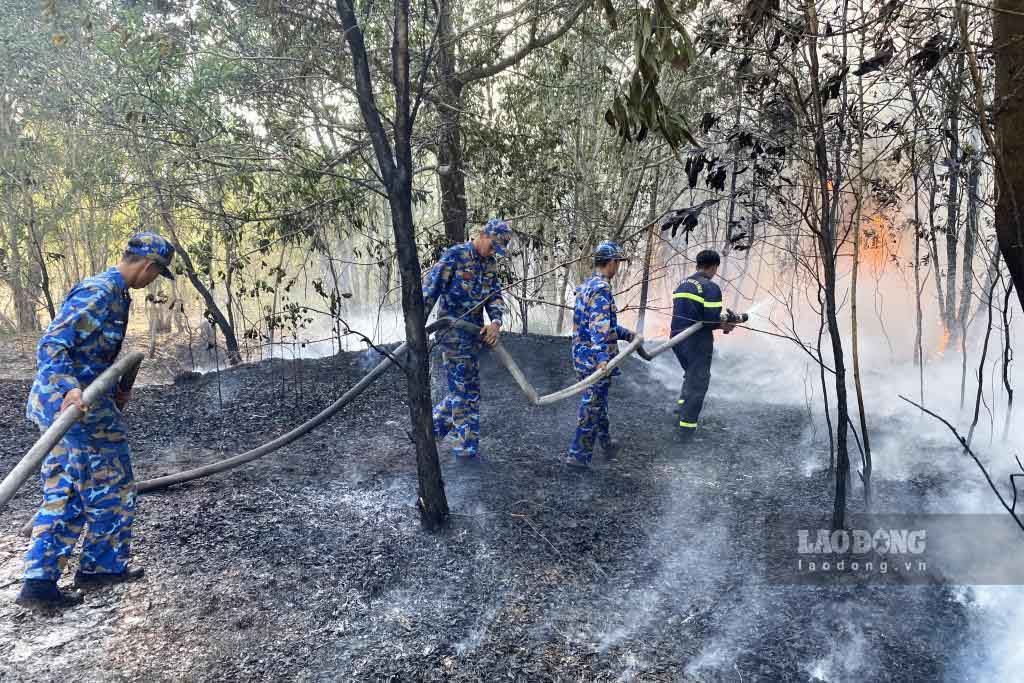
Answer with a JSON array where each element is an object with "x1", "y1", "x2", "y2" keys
[{"x1": 1, "y1": 334, "x2": 974, "y2": 681}]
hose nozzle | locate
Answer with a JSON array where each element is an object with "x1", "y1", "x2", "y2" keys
[{"x1": 719, "y1": 308, "x2": 749, "y2": 324}]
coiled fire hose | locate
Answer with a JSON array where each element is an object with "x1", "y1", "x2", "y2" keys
[{"x1": 10, "y1": 314, "x2": 741, "y2": 536}]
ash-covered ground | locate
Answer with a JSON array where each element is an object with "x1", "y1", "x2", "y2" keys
[{"x1": 0, "y1": 333, "x2": 998, "y2": 681}]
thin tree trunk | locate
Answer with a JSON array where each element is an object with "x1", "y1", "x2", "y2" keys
[
  {"x1": 967, "y1": 264, "x2": 1000, "y2": 447},
  {"x1": 927, "y1": 170, "x2": 947, "y2": 324},
  {"x1": 435, "y1": 0, "x2": 467, "y2": 245},
  {"x1": 912, "y1": 140, "x2": 925, "y2": 398},
  {"x1": 852, "y1": 35, "x2": 872, "y2": 509},
  {"x1": 945, "y1": 48, "x2": 965, "y2": 336},
  {"x1": 153, "y1": 185, "x2": 243, "y2": 365},
  {"x1": 958, "y1": 153, "x2": 982, "y2": 407},
  {"x1": 556, "y1": 264, "x2": 571, "y2": 335},
  {"x1": 803, "y1": 0, "x2": 851, "y2": 529},
  {"x1": 1001, "y1": 280, "x2": 1015, "y2": 440},
  {"x1": 4, "y1": 208, "x2": 38, "y2": 332},
  {"x1": 959, "y1": 154, "x2": 982, "y2": 324},
  {"x1": 637, "y1": 170, "x2": 658, "y2": 335},
  {"x1": 719, "y1": 82, "x2": 744, "y2": 286},
  {"x1": 337, "y1": 0, "x2": 449, "y2": 529}
]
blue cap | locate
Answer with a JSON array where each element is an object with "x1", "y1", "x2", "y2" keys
[
  {"x1": 126, "y1": 232, "x2": 176, "y2": 279},
  {"x1": 593, "y1": 240, "x2": 627, "y2": 262},
  {"x1": 482, "y1": 218, "x2": 512, "y2": 257}
]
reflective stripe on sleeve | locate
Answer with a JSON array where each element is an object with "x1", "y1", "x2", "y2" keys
[{"x1": 673, "y1": 291, "x2": 723, "y2": 308}]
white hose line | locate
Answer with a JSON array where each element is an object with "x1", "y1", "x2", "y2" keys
[
  {"x1": 451, "y1": 319, "x2": 704, "y2": 405},
  {"x1": 16, "y1": 323, "x2": 446, "y2": 535},
  {"x1": 1, "y1": 352, "x2": 144, "y2": 511},
  {"x1": 135, "y1": 318, "x2": 457, "y2": 493},
  {"x1": 634, "y1": 322, "x2": 705, "y2": 361},
  {"x1": 14, "y1": 318, "x2": 709, "y2": 534}
]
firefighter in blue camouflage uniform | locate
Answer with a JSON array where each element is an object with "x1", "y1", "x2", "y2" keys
[
  {"x1": 423, "y1": 218, "x2": 512, "y2": 461},
  {"x1": 670, "y1": 249, "x2": 737, "y2": 441},
  {"x1": 566, "y1": 241, "x2": 635, "y2": 468},
  {"x1": 16, "y1": 233, "x2": 175, "y2": 610}
]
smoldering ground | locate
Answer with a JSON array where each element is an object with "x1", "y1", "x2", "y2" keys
[{"x1": 0, "y1": 331, "x2": 1016, "y2": 681}]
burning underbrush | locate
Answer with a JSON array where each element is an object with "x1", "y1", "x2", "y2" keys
[{"x1": 0, "y1": 333, "x2": 1012, "y2": 681}]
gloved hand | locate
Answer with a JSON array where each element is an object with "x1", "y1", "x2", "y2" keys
[{"x1": 720, "y1": 308, "x2": 748, "y2": 333}]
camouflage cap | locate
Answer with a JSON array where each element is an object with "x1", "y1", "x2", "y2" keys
[
  {"x1": 482, "y1": 218, "x2": 512, "y2": 257},
  {"x1": 126, "y1": 232, "x2": 176, "y2": 279},
  {"x1": 593, "y1": 240, "x2": 628, "y2": 262}
]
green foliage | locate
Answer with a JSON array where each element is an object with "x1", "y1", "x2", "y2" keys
[{"x1": 603, "y1": 0, "x2": 698, "y2": 150}]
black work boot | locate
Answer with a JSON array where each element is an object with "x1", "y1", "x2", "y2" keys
[
  {"x1": 564, "y1": 454, "x2": 590, "y2": 469},
  {"x1": 599, "y1": 440, "x2": 620, "y2": 460},
  {"x1": 15, "y1": 579, "x2": 84, "y2": 610},
  {"x1": 74, "y1": 567, "x2": 145, "y2": 590}
]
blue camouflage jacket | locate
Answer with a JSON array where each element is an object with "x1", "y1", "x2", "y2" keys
[
  {"x1": 670, "y1": 271, "x2": 722, "y2": 350},
  {"x1": 572, "y1": 274, "x2": 634, "y2": 375},
  {"x1": 423, "y1": 242, "x2": 505, "y2": 353},
  {"x1": 26, "y1": 267, "x2": 131, "y2": 426}
]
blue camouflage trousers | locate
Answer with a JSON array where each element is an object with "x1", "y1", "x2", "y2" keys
[
  {"x1": 569, "y1": 374, "x2": 612, "y2": 463},
  {"x1": 433, "y1": 352, "x2": 481, "y2": 458},
  {"x1": 24, "y1": 406, "x2": 135, "y2": 581}
]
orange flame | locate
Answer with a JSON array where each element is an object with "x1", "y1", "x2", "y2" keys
[
  {"x1": 860, "y1": 214, "x2": 891, "y2": 271},
  {"x1": 935, "y1": 326, "x2": 951, "y2": 358}
]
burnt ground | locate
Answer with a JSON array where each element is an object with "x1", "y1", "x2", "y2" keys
[{"x1": 0, "y1": 333, "x2": 986, "y2": 681}]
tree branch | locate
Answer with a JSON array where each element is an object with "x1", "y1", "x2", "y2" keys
[{"x1": 458, "y1": 1, "x2": 590, "y2": 84}]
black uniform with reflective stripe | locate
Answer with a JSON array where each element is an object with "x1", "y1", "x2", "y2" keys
[
  {"x1": 670, "y1": 271, "x2": 723, "y2": 430},
  {"x1": 671, "y1": 272, "x2": 723, "y2": 348}
]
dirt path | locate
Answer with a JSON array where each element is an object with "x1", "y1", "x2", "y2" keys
[{"x1": 0, "y1": 334, "x2": 979, "y2": 681}]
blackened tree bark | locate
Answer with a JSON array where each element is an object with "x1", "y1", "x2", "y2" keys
[
  {"x1": 993, "y1": 0, "x2": 1024, "y2": 313},
  {"x1": 803, "y1": 0, "x2": 851, "y2": 530},
  {"x1": 435, "y1": 0, "x2": 468, "y2": 245},
  {"x1": 336, "y1": 0, "x2": 449, "y2": 529},
  {"x1": 433, "y1": 1, "x2": 589, "y2": 245}
]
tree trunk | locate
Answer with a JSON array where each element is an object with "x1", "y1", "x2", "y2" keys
[
  {"x1": 927, "y1": 171, "x2": 947, "y2": 323},
  {"x1": 637, "y1": 172, "x2": 659, "y2": 335},
  {"x1": 852, "y1": 41, "x2": 872, "y2": 510},
  {"x1": 153, "y1": 186, "x2": 243, "y2": 365},
  {"x1": 224, "y1": 228, "x2": 237, "y2": 338},
  {"x1": 945, "y1": 49, "x2": 965, "y2": 336},
  {"x1": 25, "y1": 198, "x2": 55, "y2": 322},
  {"x1": 435, "y1": 0, "x2": 468, "y2": 246},
  {"x1": 3, "y1": 209, "x2": 39, "y2": 332},
  {"x1": 959, "y1": 154, "x2": 982, "y2": 325},
  {"x1": 337, "y1": 0, "x2": 448, "y2": 529},
  {"x1": 555, "y1": 264, "x2": 571, "y2": 335},
  {"x1": 0, "y1": 88, "x2": 38, "y2": 332},
  {"x1": 804, "y1": 0, "x2": 851, "y2": 529},
  {"x1": 1001, "y1": 279, "x2": 1015, "y2": 439},
  {"x1": 993, "y1": 0, "x2": 1024, "y2": 313}
]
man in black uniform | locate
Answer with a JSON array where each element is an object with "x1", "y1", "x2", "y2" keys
[{"x1": 670, "y1": 249, "x2": 737, "y2": 440}]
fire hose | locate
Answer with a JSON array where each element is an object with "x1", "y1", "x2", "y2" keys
[
  {"x1": 10, "y1": 311, "x2": 746, "y2": 536},
  {"x1": 11, "y1": 319, "x2": 446, "y2": 535},
  {"x1": 0, "y1": 351, "x2": 145, "y2": 511}
]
